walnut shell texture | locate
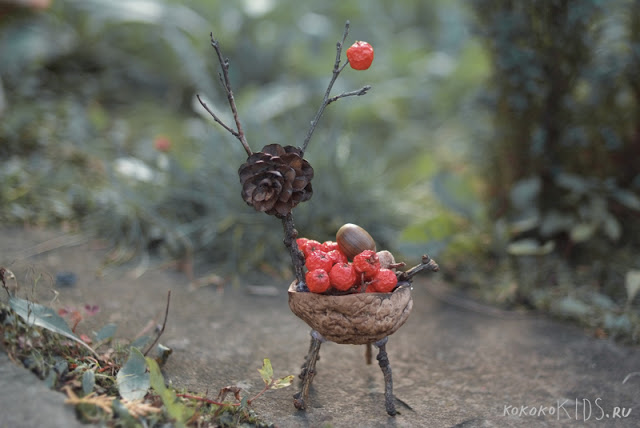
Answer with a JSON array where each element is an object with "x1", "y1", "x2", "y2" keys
[{"x1": 288, "y1": 282, "x2": 413, "y2": 345}]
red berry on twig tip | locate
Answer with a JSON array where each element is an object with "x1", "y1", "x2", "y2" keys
[{"x1": 346, "y1": 41, "x2": 374, "y2": 70}]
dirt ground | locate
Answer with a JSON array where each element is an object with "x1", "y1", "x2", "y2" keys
[{"x1": 1, "y1": 227, "x2": 639, "y2": 428}]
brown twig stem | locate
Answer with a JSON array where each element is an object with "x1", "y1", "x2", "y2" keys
[
  {"x1": 143, "y1": 290, "x2": 171, "y2": 357},
  {"x1": 281, "y1": 213, "x2": 306, "y2": 287},
  {"x1": 197, "y1": 33, "x2": 252, "y2": 157},
  {"x1": 177, "y1": 393, "x2": 232, "y2": 407},
  {"x1": 397, "y1": 255, "x2": 439, "y2": 283},
  {"x1": 177, "y1": 379, "x2": 275, "y2": 407}
]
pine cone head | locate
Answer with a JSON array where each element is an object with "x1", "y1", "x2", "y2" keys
[{"x1": 238, "y1": 144, "x2": 314, "y2": 217}]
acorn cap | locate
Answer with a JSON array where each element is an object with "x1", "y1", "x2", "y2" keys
[{"x1": 288, "y1": 282, "x2": 412, "y2": 345}]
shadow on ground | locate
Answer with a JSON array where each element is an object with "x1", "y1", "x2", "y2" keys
[{"x1": 1, "y1": 227, "x2": 639, "y2": 427}]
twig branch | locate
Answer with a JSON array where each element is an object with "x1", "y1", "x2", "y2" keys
[
  {"x1": 196, "y1": 95, "x2": 241, "y2": 139},
  {"x1": 397, "y1": 255, "x2": 439, "y2": 282},
  {"x1": 143, "y1": 290, "x2": 171, "y2": 357},
  {"x1": 301, "y1": 20, "x2": 371, "y2": 155},
  {"x1": 293, "y1": 334, "x2": 322, "y2": 410},
  {"x1": 327, "y1": 86, "x2": 371, "y2": 105},
  {"x1": 177, "y1": 393, "x2": 230, "y2": 407},
  {"x1": 177, "y1": 379, "x2": 275, "y2": 407},
  {"x1": 198, "y1": 33, "x2": 252, "y2": 157}
]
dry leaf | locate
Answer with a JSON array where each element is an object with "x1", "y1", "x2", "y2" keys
[
  {"x1": 122, "y1": 399, "x2": 162, "y2": 418},
  {"x1": 63, "y1": 385, "x2": 113, "y2": 414}
]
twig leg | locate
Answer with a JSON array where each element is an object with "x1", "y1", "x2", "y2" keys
[
  {"x1": 365, "y1": 343, "x2": 372, "y2": 365},
  {"x1": 294, "y1": 331, "x2": 323, "y2": 410},
  {"x1": 299, "y1": 333, "x2": 322, "y2": 376},
  {"x1": 375, "y1": 337, "x2": 397, "y2": 416}
]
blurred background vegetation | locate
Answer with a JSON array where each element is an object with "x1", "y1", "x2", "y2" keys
[{"x1": 1, "y1": 0, "x2": 638, "y2": 343}]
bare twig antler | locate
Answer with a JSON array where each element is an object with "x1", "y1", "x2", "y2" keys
[
  {"x1": 198, "y1": 22, "x2": 372, "y2": 290},
  {"x1": 197, "y1": 33, "x2": 252, "y2": 157},
  {"x1": 301, "y1": 20, "x2": 371, "y2": 155}
]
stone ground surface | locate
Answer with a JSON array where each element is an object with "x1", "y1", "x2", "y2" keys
[{"x1": 0, "y1": 227, "x2": 639, "y2": 428}]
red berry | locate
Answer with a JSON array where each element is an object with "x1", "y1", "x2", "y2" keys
[
  {"x1": 306, "y1": 269, "x2": 331, "y2": 293},
  {"x1": 371, "y1": 268, "x2": 398, "y2": 293},
  {"x1": 329, "y1": 262, "x2": 357, "y2": 291},
  {"x1": 302, "y1": 239, "x2": 323, "y2": 258},
  {"x1": 322, "y1": 241, "x2": 340, "y2": 252},
  {"x1": 353, "y1": 250, "x2": 381, "y2": 280},
  {"x1": 296, "y1": 237, "x2": 309, "y2": 250},
  {"x1": 346, "y1": 41, "x2": 374, "y2": 70},
  {"x1": 306, "y1": 250, "x2": 333, "y2": 272},
  {"x1": 154, "y1": 136, "x2": 171, "y2": 152},
  {"x1": 326, "y1": 248, "x2": 348, "y2": 265}
]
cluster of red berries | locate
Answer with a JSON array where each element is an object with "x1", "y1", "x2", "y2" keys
[{"x1": 297, "y1": 238, "x2": 398, "y2": 295}]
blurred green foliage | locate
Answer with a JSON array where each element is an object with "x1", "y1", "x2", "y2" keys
[
  {"x1": 0, "y1": 0, "x2": 482, "y2": 276},
  {"x1": 469, "y1": 0, "x2": 640, "y2": 341},
  {"x1": 473, "y1": 0, "x2": 640, "y2": 250},
  {"x1": 1, "y1": 0, "x2": 638, "y2": 340}
]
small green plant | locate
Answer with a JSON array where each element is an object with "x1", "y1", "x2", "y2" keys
[{"x1": 1, "y1": 267, "x2": 291, "y2": 427}]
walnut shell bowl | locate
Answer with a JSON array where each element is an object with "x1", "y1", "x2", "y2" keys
[{"x1": 288, "y1": 281, "x2": 413, "y2": 345}]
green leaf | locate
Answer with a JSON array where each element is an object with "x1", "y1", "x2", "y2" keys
[
  {"x1": 540, "y1": 211, "x2": 574, "y2": 236},
  {"x1": 82, "y1": 370, "x2": 95, "y2": 395},
  {"x1": 146, "y1": 357, "x2": 166, "y2": 396},
  {"x1": 551, "y1": 296, "x2": 591, "y2": 319},
  {"x1": 117, "y1": 347, "x2": 150, "y2": 401},
  {"x1": 625, "y1": 270, "x2": 640, "y2": 305},
  {"x1": 146, "y1": 357, "x2": 193, "y2": 428},
  {"x1": 603, "y1": 213, "x2": 621, "y2": 241},
  {"x1": 570, "y1": 222, "x2": 596, "y2": 243},
  {"x1": 45, "y1": 370, "x2": 57, "y2": 389},
  {"x1": 9, "y1": 297, "x2": 97, "y2": 357},
  {"x1": 510, "y1": 176, "x2": 541, "y2": 210},
  {"x1": 258, "y1": 358, "x2": 273, "y2": 386},
  {"x1": 555, "y1": 172, "x2": 590, "y2": 195},
  {"x1": 130, "y1": 335, "x2": 151, "y2": 350},
  {"x1": 95, "y1": 323, "x2": 118, "y2": 342},
  {"x1": 270, "y1": 375, "x2": 294, "y2": 390},
  {"x1": 507, "y1": 239, "x2": 554, "y2": 256},
  {"x1": 612, "y1": 189, "x2": 640, "y2": 211},
  {"x1": 111, "y1": 399, "x2": 140, "y2": 427}
]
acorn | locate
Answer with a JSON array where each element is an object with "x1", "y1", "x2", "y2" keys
[{"x1": 336, "y1": 223, "x2": 376, "y2": 259}]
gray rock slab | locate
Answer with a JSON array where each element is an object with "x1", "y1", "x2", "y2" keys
[
  {"x1": 0, "y1": 352, "x2": 85, "y2": 428},
  {"x1": 1, "y1": 227, "x2": 639, "y2": 427}
]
